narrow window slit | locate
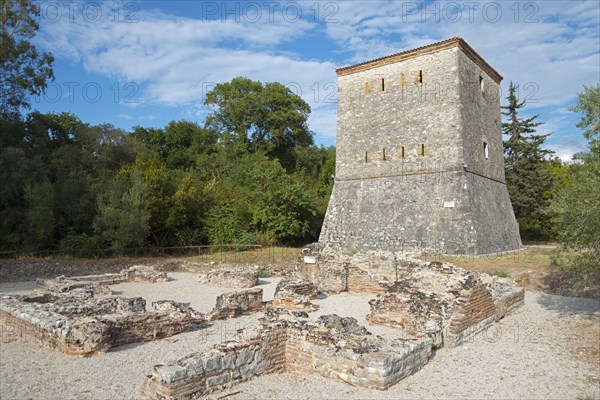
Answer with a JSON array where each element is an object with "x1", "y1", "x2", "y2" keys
[
  {"x1": 381, "y1": 78, "x2": 385, "y2": 92},
  {"x1": 479, "y1": 76, "x2": 485, "y2": 95}
]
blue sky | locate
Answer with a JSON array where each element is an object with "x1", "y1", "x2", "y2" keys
[{"x1": 32, "y1": 0, "x2": 600, "y2": 160}]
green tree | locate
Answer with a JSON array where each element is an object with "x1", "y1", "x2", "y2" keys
[
  {"x1": 1, "y1": 0, "x2": 54, "y2": 116},
  {"x1": 248, "y1": 158, "x2": 317, "y2": 244},
  {"x1": 23, "y1": 180, "x2": 55, "y2": 250},
  {"x1": 552, "y1": 84, "x2": 600, "y2": 292},
  {"x1": 502, "y1": 82, "x2": 556, "y2": 240},
  {"x1": 94, "y1": 170, "x2": 151, "y2": 251},
  {"x1": 570, "y1": 83, "x2": 600, "y2": 149},
  {"x1": 204, "y1": 77, "x2": 313, "y2": 169}
]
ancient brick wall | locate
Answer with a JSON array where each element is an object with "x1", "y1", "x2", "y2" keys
[
  {"x1": 142, "y1": 326, "x2": 288, "y2": 399},
  {"x1": 445, "y1": 284, "x2": 498, "y2": 348},
  {"x1": 142, "y1": 314, "x2": 433, "y2": 399},
  {"x1": 285, "y1": 326, "x2": 430, "y2": 389}
]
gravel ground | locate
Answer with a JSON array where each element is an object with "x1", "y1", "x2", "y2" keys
[{"x1": 1, "y1": 272, "x2": 599, "y2": 400}]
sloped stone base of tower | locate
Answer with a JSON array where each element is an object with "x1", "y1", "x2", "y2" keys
[{"x1": 319, "y1": 171, "x2": 521, "y2": 256}]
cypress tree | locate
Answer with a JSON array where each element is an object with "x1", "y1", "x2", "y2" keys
[{"x1": 502, "y1": 82, "x2": 555, "y2": 240}]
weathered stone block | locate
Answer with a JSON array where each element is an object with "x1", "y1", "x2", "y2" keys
[
  {"x1": 198, "y1": 265, "x2": 259, "y2": 288},
  {"x1": 273, "y1": 275, "x2": 318, "y2": 311},
  {"x1": 210, "y1": 289, "x2": 263, "y2": 320},
  {"x1": 221, "y1": 353, "x2": 236, "y2": 370},
  {"x1": 203, "y1": 354, "x2": 222, "y2": 373},
  {"x1": 206, "y1": 373, "x2": 229, "y2": 388}
]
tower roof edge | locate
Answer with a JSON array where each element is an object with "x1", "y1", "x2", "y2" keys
[{"x1": 335, "y1": 37, "x2": 503, "y2": 84}]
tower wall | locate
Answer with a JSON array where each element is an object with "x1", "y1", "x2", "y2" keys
[
  {"x1": 320, "y1": 39, "x2": 522, "y2": 255},
  {"x1": 457, "y1": 51, "x2": 522, "y2": 253}
]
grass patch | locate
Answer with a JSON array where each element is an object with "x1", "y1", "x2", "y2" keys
[
  {"x1": 257, "y1": 268, "x2": 270, "y2": 278},
  {"x1": 345, "y1": 247, "x2": 358, "y2": 256},
  {"x1": 188, "y1": 246, "x2": 301, "y2": 264},
  {"x1": 424, "y1": 246, "x2": 556, "y2": 275},
  {"x1": 489, "y1": 269, "x2": 509, "y2": 278}
]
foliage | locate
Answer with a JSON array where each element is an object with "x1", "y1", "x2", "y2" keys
[
  {"x1": 205, "y1": 77, "x2": 313, "y2": 170},
  {"x1": 58, "y1": 230, "x2": 102, "y2": 258},
  {"x1": 570, "y1": 84, "x2": 600, "y2": 143},
  {"x1": 502, "y1": 82, "x2": 561, "y2": 240},
  {"x1": 93, "y1": 170, "x2": 151, "y2": 251},
  {"x1": 257, "y1": 268, "x2": 270, "y2": 278},
  {"x1": 489, "y1": 269, "x2": 509, "y2": 278},
  {"x1": 0, "y1": 76, "x2": 335, "y2": 255},
  {"x1": 0, "y1": 0, "x2": 54, "y2": 116},
  {"x1": 551, "y1": 84, "x2": 600, "y2": 291}
]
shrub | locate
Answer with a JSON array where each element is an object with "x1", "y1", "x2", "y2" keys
[{"x1": 490, "y1": 269, "x2": 509, "y2": 278}]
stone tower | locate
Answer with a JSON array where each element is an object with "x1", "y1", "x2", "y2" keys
[{"x1": 319, "y1": 38, "x2": 522, "y2": 255}]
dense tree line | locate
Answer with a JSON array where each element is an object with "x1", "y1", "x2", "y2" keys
[
  {"x1": 0, "y1": 90, "x2": 334, "y2": 254},
  {"x1": 1, "y1": 1, "x2": 334, "y2": 254}
]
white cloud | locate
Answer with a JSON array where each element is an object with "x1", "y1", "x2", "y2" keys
[
  {"x1": 117, "y1": 113, "x2": 157, "y2": 121},
  {"x1": 323, "y1": 1, "x2": 599, "y2": 109},
  {"x1": 35, "y1": 1, "x2": 599, "y2": 147},
  {"x1": 547, "y1": 139, "x2": 588, "y2": 162},
  {"x1": 37, "y1": 3, "x2": 339, "y2": 140}
]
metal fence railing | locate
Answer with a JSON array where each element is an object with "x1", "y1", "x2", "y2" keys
[{"x1": 0, "y1": 245, "x2": 301, "y2": 264}]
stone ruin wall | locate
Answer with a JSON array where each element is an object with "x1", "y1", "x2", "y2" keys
[
  {"x1": 143, "y1": 324, "x2": 288, "y2": 399},
  {"x1": 272, "y1": 275, "x2": 319, "y2": 310},
  {"x1": 210, "y1": 288, "x2": 263, "y2": 320},
  {"x1": 1, "y1": 247, "x2": 526, "y2": 398},
  {"x1": 0, "y1": 293, "x2": 204, "y2": 356},
  {"x1": 1, "y1": 267, "x2": 202, "y2": 357},
  {"x1": 143, "y1": 314, "x2": 432, "y2": 399},
  {"x1": 197, "y1": 266, "x2": 259, "y2": 288},
  {"x1": 36, "y1": 265, "x2": 169, "y2": 294},
  {"x1": 284, "y1": 323, "x2": 430, "y2": 389},
  {"x1": 299, "y1": 245, "x2": 525, "y2": 349}
]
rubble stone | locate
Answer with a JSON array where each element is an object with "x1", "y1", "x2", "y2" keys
[
  {"x1": 198, "y1": 265, "x2": 258, "y2": 288},
  {"x1": 123, "y1": 265, "x2": 168, "y2": 283},
  {"x1": 36, "y1": 266, "x2": 168, "y2": 295},
  {"x1": 0, "y1": 291, "x2": 204, "y2": 356},
  {"x1": 298, "y1": 247, "x2": 524, "y2": 349},
  {"x1": 273, "y1": 275, "x2": 318, "y2": 311},
  {"x1": 367, "y1": 259, "x2": 524, "y2": 348},
  {"x1": 210, "y1": 289, "x2": 263, "y2": 320}
]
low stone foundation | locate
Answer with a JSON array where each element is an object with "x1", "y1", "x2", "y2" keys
[
  {"x1": 273, "y1": 275, "x2": 318, "y2": 310},
  {"x1": 37, "y1": 265, "x2": 168, "y2": 294},
  {"x1": 142, "y1": 323, "x2": 287, "y2": 399},
  {"x1": 210, "y1": 289, "x2": 264, "y2": 320},
  {"x1": 299, "y1": 245, "x2": 525, "y2": 349},
  {"x1": 198, "y1": 265, "x2": 259, "y2": 288},
  {"x1": 0, "y1": 291, "x2": 204, "y2": 356},
  {"x1": 142, "y1": 311, "x2": 431, "y2": 399},
  {"x1": 366, "y1": 261, "x2": 524, "y2": 348}
]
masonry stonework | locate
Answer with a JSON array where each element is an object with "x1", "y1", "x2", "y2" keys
[{"x1": 319, "y1": 38, "x2": 521, "y2": 255}]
